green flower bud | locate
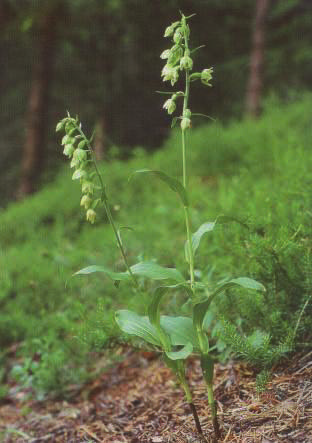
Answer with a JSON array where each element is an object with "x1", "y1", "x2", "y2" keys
[
  {"x1": 164, "y1": 21, "x2": 180, "y2": 38},
  {"x1": 61, "y1": 134, "x2": 74, "y2": 146},
  {"x1": 167, "y1": 45, "x2": 183, "y2": 67},
  {"x1": 81, "y1": 181, "x2": 95, "y2": 194},
  {"x1": 161, "y1": 65, "x2": 179, "y2": 86},
  {"x1": 180, "y1": 55, "x2": 193, "y2": 70},
  {"x1": 63, "y1": 144, "x2": 74, "y2": 157},
  {"x1": 56, "y1": 120, "x2": 66, "y2": 132},
  {"x1": 86, "y1": 209, "x2": 96, "y2": 224},
  {"x1": 80, "y1": 194, "x2": 92, "y2": 209},
  {"x1": 75, "y1": 148, "x2": 87, "y2": 162},
  {"x1": 163, "y1": 98, "x2": 176, "y2": 115},
  {"x1": 184, "y1": 108, "x2": 192, "y2": 119},
  {"x1": 181, "y1": 117, "x2": 191, "y2": 131},
  {"x1": 78, "y1": 139, "x2": 87, "y2": 149},
  {"x1": 72, "y1": 168, "x2": 87, "y2": 180},
  {"x1": 160, "y1": 49, "x2": 170, "y2": 59},
  {"x1": 173, "y1": 27, "x2": 183, "y2": 44},
  {"x1": 201, "y1": 68, "x2": 213, "y2": 86}
]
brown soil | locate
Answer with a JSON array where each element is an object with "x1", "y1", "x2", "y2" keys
[{"x1": 0, "y1": 350, "x2": 311, "y2": 443}]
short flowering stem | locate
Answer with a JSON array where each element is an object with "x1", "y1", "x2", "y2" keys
[{"x1": 76, "y1": 126, "x2": 139, "y2": 290}]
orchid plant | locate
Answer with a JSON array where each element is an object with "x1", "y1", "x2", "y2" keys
[{"x1": 57, "y1": 12, "x2": 265, "y2": 441}]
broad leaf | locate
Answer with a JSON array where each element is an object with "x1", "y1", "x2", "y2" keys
[
  {"x1": 131, "y1": 169, "x2": 188, "y2": 206},
  {"x1": 131, "y1": 262, "x2": 185, "y2": 283},
  {"x1": 115, "y1": 310, "x2": 161, "y2": 346},
  {"x1": 74, "y1": 265, "x2": 130, "y2": 281},
  {"x1": 166, "y1": 343, "x2": 193, "y2": 360},
  {"x1": 161, "y1": 315, "x2": 199, "y2": 347}
]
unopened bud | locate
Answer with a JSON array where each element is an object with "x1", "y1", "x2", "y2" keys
[
  {"x1": 82, "y1": 181, "x2": 95, "y2": 194},
  {"x1": 180, "y1": 55, "x2": 193, "y2": 70},
  {"x1": 63, "y1": 144, "x2": 74, "y2": 157},
  {"x1": 75, "y1": 148, "x2": 87, "y2": 162},
  {"x1": 201, "y1": 68, "x2": 213, "y2": 86},
  {"x1": 181, "y1": 117, "x2": 191, "y2": 131},
  {"x1": 164, "y1": 21, "x2": 180, "y2": 38},
  {"x1": 173, "y1": 27, "x2": 183, "y2": 44}
]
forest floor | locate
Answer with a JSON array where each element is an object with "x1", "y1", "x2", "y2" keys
[{"x1": 0, "y1": 349, "x2": 311, "y2": 443}]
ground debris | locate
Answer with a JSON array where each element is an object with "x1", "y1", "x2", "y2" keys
[{"x1": 0, "y1": 351, "x2": 311, "y2": 442}]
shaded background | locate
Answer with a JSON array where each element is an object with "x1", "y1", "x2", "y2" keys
[{"x1": 1, "y1": 0, "x2": 312, "y2": 204}]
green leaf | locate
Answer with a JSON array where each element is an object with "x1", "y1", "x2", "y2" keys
[
  {"x1": 229, "y1": 277, "x2": 266, "y2": 292},
  {"x1": 160, "y1": 315, "x2": 198, "y2": 347},
  {"x1": 74, "y1": 265, "x2": 130, "y2": 281},
  {"x1": 147, "y1": 287, "x2": 171, "y2": 351},
  {"x1": 166, "y1": 343, "x2": 193, "y2": 360},
  {"x1": 185, "y1": 215, "x2": 249, "y2": 262},
  {"x1": 131, "y1": 169, "x2": 188, "y2": 206},
  {"x1": 193, "y1": 277, "x2": 265, "y2": 333},
  {"x1": 131, "y1": 262, "x2": 185, "y2": 283},
  {"x1": 115, "y1": 310, "x2": 161, "y2": 346},
  {"x1": 185, "y1": 221, "x2": 215, "y2": 262}
]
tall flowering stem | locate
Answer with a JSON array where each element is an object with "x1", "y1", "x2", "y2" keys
[
  {"x1": 56, "y1": 116, "x2": 139, "y2": 290},
  {"x1": 161, "y1": 12, "x2": 220, "y2": 439}
]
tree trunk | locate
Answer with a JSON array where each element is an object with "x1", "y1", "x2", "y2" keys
[
  {"x1": 245, "y1": 0, "x2": 270, "y2": 118},
  {"x1": 18, "y1": 7, "x2": 58, "y2": 197},
  {"x1": 94, "y1": 114, "x2": 106, "y2": 161}
]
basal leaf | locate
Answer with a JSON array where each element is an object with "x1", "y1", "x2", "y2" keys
[
  {"x1": 115, "y1": 310, "x2": 161, "y2": 346},
  {"x1": 160, "y1": 315, "x2": 199, "y2": 347},
  {"x1": 131, "y1": 169, "x2": 188, "y2": 206}
]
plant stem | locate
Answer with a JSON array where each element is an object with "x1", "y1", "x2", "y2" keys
[
  {"x1": 77, "y1": 125, "x2": 139, "y2": 290},
  {"x1": 207, "y1": 382, "x2": 221, "y2": 439},
  {"x1": 181, "y1": 378, "x2": 204, "y2": 436},
  {"x1": 181, "y1": 34, "x2": 195, "y2": 292}
]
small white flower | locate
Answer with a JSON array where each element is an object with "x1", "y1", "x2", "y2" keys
[
  {"x1": 80, "y1": 194, "x2": 92, "y2": 209},
  {"x1": 160, "y1": 49, "x2": 170, "y2": 59},
  {"x1": 86, "y1": 209, "x2": 96, "y2": 224},
  {"x1": 161, "y1": 65, "x2": 179, "y2": 86},
  {"x1": 163, "y1": 98, "x2": 176, "y2": 115}
]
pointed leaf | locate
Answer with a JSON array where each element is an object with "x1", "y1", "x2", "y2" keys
[
  {"x1": 131, "y1": 262, "x2": 185, "y2": 283},
  {"x1": 115, "y1": 310, "x2": 161, "y2": 346},
  {"x1": 131, "y1": 169, "x2": 188, "y2": 206},
  {"x1": 185, "y1": 221, "x2": 215, "y2": 262},
  {"x1": 229, "y1": 277, "x2": 266, "y2": 292},
  {"x1": 193, "y1": 277, "x2": 265, "y2": 332},
  {"x1": 166, "y1": 343, "x2": 193, "y2": 360},
  {"x1": 74, "y1": 265, "x2": 130, "y2": 281},
  {"x1": 185, "y1": 215, "x2": 249, "y2": 262}
]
